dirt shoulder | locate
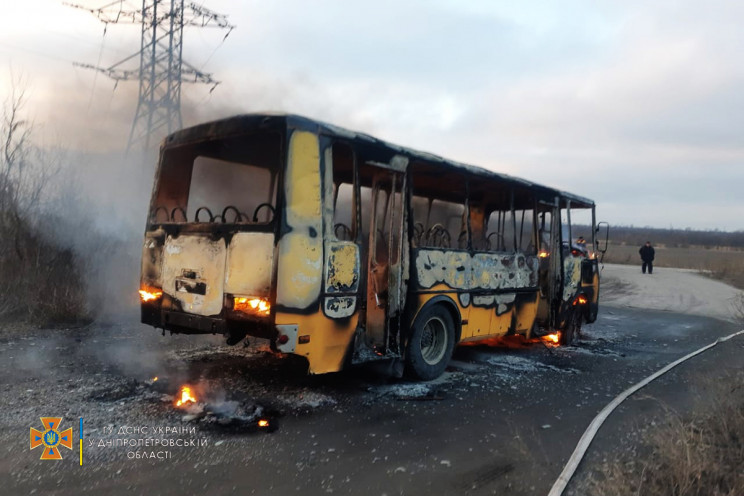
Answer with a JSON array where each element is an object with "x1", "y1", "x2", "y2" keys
[{"x1": 600, "y1": 263, "x2": 742, "y2": 322}]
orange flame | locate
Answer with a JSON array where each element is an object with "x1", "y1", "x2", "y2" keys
[
  {"x1": 541, "y1": 333, "x2": 561, "y2": 345},
  {"x1": 538, "y1": 251, "x2": 549, "y2": 258},
  {"x1": 152, "y1": 376, "x2": 158, "y2": 382},
  {"x1": 139, "y1": 287, "x2": 163, "y2": 302},
  {"x1": 257, "y1": 419, "x2": 270, "y2": 428},
  {"x1": 573, "y1": 295, "x2": 588, "y2": 306},
  {"x1": 233, "y1": 297, "x2": 270, "y2": 316},
  {"x1": 175, "y1": 385, "x2": 197, "y2": 407},
  {"x1": 459, "y1": 331, "x2": 562, "y2": 348}
]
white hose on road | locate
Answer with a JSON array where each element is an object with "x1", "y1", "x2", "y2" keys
[{"x1": 548, "y1": 328, "x2": 744, "y2": 496}]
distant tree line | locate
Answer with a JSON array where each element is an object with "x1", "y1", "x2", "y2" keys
[{"x1": 575, "y1": 225, "x2": 744, "y2": 249}]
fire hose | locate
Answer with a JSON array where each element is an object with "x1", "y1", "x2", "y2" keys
[{"x1": 547, "y1": 328, "x2": 744, "y2": 496}]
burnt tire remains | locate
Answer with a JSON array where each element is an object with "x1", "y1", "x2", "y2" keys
[{"x1": 561, "y1": 309, "x2": 582, "y2": 346}]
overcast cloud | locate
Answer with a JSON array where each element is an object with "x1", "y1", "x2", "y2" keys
[{"x1": 1, "y1": 0, "x2": 742, "y2": 230}]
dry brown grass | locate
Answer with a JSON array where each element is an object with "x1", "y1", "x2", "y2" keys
[
  {"x1": 603, "y1": 244, "x2": 744, "y2": 290},
  {"x1": 581, "y1": 373, "x2": 744, "y2": 496},
  {"x1": 0, "y1": 217, "x2": 89, "y2": 323}
]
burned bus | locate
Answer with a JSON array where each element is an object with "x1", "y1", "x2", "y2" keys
[{"x1": 140, "y1": 114, "x2": 609, "y2": 380}]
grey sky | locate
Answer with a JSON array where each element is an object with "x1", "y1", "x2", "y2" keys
[{"x1": 1, "y1": 0, "x2": 742, "y2": 230}]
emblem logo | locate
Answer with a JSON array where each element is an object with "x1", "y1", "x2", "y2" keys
[{"x1": 30, "y1": 417, "x2": 73, "y2": 460}]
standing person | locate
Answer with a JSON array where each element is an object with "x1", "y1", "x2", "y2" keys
[
  {"x1": 639, "y1": 241, "x2": 655, "y2": 274},
  {"x1": 575, "y1": 236, "x2": 588, "y2": 255}
]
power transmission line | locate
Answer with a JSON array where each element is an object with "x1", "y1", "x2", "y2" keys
[{"x1": 66, "y1": 1, "x2": 234, "y2": 152}]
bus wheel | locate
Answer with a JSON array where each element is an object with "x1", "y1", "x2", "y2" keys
[
  {"x1": 561, "y1": 310, "x2": 582, "y2": 346},
  {"x1": 405, "y1": 305, "x2": 455, "y2": 380}
]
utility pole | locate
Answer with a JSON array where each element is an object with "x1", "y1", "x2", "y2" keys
[{"x1": 67, "y1": 1, "x2": 234, "y2": 152}]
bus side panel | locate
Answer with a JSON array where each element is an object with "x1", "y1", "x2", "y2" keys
[
  {"x1": 275, "y1": 310, "x2": 359, "y2": 374},
  {"x1": 409, "y1": 248, "x2": 540, "y2": 342},
  {"x1": 275, "y1": 130, "x2": 323, "y2": 311},
  {"x1": 273, "y1": 130, "x2": 360, "y2": 374},
  {"x1": 411, "y1": 288, "x2": 540, "y2": 344},
  {"x1": 470, "y1": 292, "x2": 536, "y2": 337},
  {"x1": 514, "y1": 292, "x2": 540, "y2": 337},
  {"x1": 412, "y1": 249, "x2": 538, "y2": 294}
]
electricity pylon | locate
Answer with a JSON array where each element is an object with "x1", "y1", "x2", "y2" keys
[{"x1": 67, "y1": 1, "x2": 234, "y2": 152}]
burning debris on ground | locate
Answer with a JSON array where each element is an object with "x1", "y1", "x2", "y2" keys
[
  {"x1": 179, "y1": 399, "x2": 279, "y2": 433},
  {"x1": 174, "y1": 384, "x2": 197, "y2": 407},
  {"x1": 161, "y1": 383, "x2": 281, "y2": 432}
]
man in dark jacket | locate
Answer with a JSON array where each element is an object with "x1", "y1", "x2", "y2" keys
[{"x1": 639, "y1": 241, "x2": 655, "y2": 274}]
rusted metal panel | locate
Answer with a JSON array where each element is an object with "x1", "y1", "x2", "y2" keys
[
  {"x1": 390, "y1": 174, "x2": 409, "y2": 317},
  {"x1": 276, "y1": 130, "x2": 323, "y2": 310},
  {"x1": 323, "y1": 296, "x2": 356, "y2": 318},
  {"x1": 415, "y1": 250, "x2": 471, "y2": 289},
  {"x1": 416, "y1": 249, "x2": 538, "y2": 291},
  {"x1": 398, "y1": 215, "x2": 410, "y2": 310},
  {"x1": 322, "y1": 242, "x2": 359, "y2": 318},
  {"x1": 562, "y1": 254, "x2": 583, "y2": 301},
  {"x1": 161, "y1": 235, "x2": 227, "y2": 316},
  {"x1": 224, "y1": 232, "x2": 274, "y2": 297},
  {"x1": 141, "y1": 228, "x2": 165, "y2": 286},
  {"x1": 325, "y1": 242, "x2": 360, "y2": 293}
]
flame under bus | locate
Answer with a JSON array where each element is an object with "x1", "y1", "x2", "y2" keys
[{"x1": 140, "y1": 114, "x2": 608, "y2": 380}]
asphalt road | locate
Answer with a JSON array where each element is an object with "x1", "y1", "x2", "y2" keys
[{"x1": 0, "y1": 270, "x2": 742, "y2": 495}]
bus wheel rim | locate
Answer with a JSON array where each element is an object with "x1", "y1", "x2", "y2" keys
[{"x1": 421, "y1": 316, "x2": 447, "y2": 365}]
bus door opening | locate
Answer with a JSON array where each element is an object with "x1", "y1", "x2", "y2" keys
[{"x1": 364, "y1": 166, "x2": 406, "y2": 356}]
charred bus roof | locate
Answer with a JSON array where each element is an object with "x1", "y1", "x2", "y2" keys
[{"x1": 162, "y1": 113, "x2": 595, "y2": 210}]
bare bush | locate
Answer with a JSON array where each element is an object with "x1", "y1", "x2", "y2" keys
[
  {"x1": 581, "y1": 373, "x2": 744, "y2": 496},
  {"x1": 0, "y1": 82, "x2": 89, "y2": 323}
]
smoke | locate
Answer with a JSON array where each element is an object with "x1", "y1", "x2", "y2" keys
[
  {"x1": 14, "y1": 336, "x2": 66, "y2": 379},
  {"x1": 20, "y1": 63, "x2": 383, "y2": 324},
  {"x1": 20, "y1": 67, "x2": 297, "y2": 326},
  {"x1": 33, "y1": 146, "x2": 154, "y2": 321}
]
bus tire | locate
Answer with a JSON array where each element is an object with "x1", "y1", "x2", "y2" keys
[
  {"x1": 561, "y1": 310, "x2": 581, "y2": 346},
  {"x1": 586, "y1": 302, "x2": 599, "y2": 323},
  {"x1": 405, "y1": 305, "x2": 455, "y2": 381}
]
